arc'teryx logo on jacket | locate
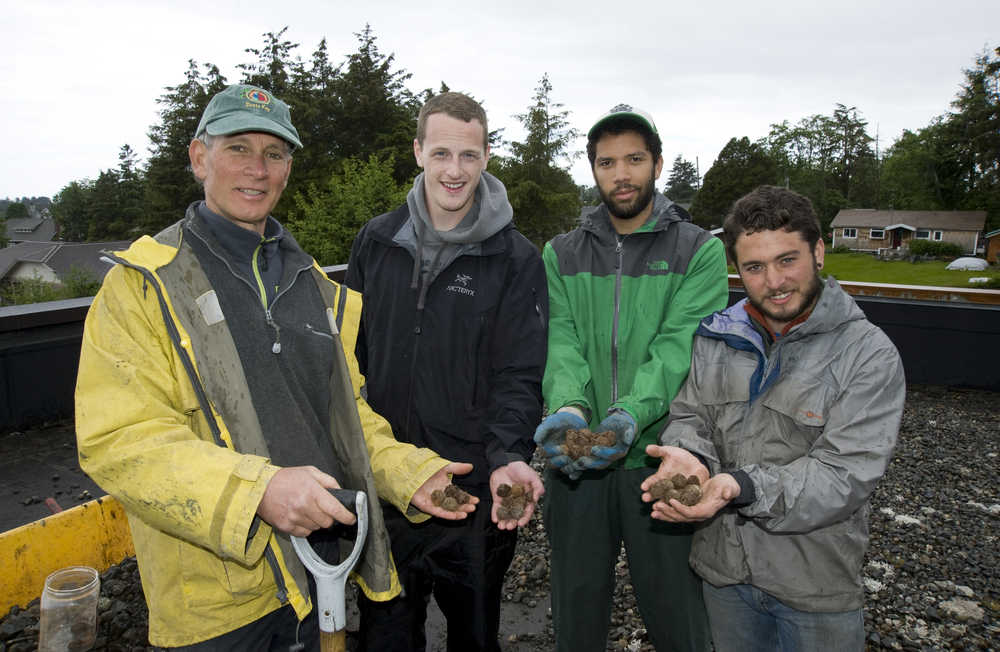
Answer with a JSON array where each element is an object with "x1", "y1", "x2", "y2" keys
[{"x1": 447, "y1": 273, "x2": 476, "y2": 296}]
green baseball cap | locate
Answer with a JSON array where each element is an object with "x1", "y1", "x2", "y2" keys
[
  {"x1": 195, "y1": 84, "x2": 303, "y2": 149},
  {"x1": 587, "y1": 104, "x2": 658, "y2": 141}
]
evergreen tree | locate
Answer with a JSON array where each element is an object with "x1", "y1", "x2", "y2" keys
[
  {"x1": 328, "y1": 25, "x2": 421, "y2": 185},
  {"x1": 879, "y1": 46, "x2": 999, "y2": 230},
  {"x1": 282, "y1": 38, "x2": 343, "y2": 202},
  {"x1": 4, "y1": 202, "x2": 29, "y2": 220},
  {"x1": 287, "y1": 155, "x2": 407, "y2": 266},
  {"x1": 691, "y1": 137, "x2": 777, "y2": 228},
  {"x1": 144, "y1": 60, "x2": 228, "y2": 233},
  {"x1": 663, "y1": 155, "x2": 699, "y2": 204},
  {"x1": 880, "y1": 121, "x2": 962, "y2": 210},
  {"x1": 949, "y1": 46, "x2": 1000, "y2": 230},
  {"x1": 51, "y1": 180, "x2": 92, "y2": 242},
  {"x1": 764, "y1": 105, "x2": 877, "y2": 232},
  {"x1": 494, "y1": 74, "x2": 581, "y2": 247},
  {"x1": 237, "y1": 27, "x2": 299, "y2": 98}
]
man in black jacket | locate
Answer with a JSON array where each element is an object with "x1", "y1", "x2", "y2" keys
[{"x1": 345, "y1": 92, "x2": 547, "y2": 652}]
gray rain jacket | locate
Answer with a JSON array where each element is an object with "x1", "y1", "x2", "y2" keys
[{"x1": 660, "y1": 277, "x2": 905, "y2": 612}]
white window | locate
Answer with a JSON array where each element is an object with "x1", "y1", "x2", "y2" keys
[
  {"x1": 916, "y1": 229, "x2": 930, "y2": 239},
  {"x1": 933, "y1": 231, "x2": 943, "y2": 241},
  {"x1": 870, "y1": 229, "x2": 885, "y2": 240},
  {"x1": 842, "y1": 228, "x2": 857, "y2": 238}
]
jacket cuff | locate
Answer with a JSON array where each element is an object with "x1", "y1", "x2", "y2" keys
[
  {"x1": 557, "y1": 404, "x2": 591, "y2": 423},
  {"x1": 371, "y1": 449, "x2": 449, "y2": 523},
  {"x1": 487, "y1": 450, "x2": 527, "y2": 474},
  {"x1": 226, "y1": 459, "x2": 279, "y2": 563},
  {"x1": 726, "y1": 469, "x2": 756, "y2": 507}
]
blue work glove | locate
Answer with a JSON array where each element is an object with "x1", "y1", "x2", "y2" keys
[
  {"x1": 533, "y1": 411, "x2": 587, "y2": 479},
  {"x1": 574, "y1": 410, "x2": 637, "y2": 472}
]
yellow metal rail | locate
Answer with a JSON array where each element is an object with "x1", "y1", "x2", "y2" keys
[{"x1": 0, "y1": 495, "x2": 134, "y2": 613}]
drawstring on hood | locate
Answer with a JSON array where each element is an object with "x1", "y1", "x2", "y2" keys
[{"x1": 400, "y1": 171, "x2": 513, "y2": 308}]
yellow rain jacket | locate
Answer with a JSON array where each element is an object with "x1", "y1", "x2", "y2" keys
[{"x1": 75, "y1": 212, "x2": 449, "y2": 646}]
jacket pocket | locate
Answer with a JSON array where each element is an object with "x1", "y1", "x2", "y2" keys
[
  {"x1": 758, "y1": 372, "x2": 834, "y2": 459},
  {"x1": 181, "y1": 541, "x2": 269, "y2": 608},
  {"x1": 760, "y1": 372, "x2": 833, "y2": 427}
]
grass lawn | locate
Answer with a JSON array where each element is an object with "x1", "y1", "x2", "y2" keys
[
  {"x1": 821, "y1": 253, "x2": 998, "y2": 288},
  {"x1": 727, "y1": 252, "x2": 999, "y2": 288}
]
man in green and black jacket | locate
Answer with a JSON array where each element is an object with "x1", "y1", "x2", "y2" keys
[{"x1": 534, "y1": 105, "x2": 729, "y2": 652}]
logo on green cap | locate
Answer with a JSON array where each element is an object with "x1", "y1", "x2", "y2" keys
[{"x1": 243, "y1": 88, "x2": 271, "y2": 105}]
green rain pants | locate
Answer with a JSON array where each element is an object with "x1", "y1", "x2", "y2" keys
[{"x1": 543, "y1": 464, "x2": 711, "y2": 652}]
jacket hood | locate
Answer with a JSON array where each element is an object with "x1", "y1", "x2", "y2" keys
[
  {"x1": 398, "y1": 171, "x2": 513, "y2": 297},
  {"x1": 701, "y1": 276, "x2": 866, "y2": 345},
  {"x1": 406, "y1": 170, "x2": 512, "y2": 245}
]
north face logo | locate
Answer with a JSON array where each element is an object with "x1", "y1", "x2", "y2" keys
[
  {"x1": 647, "y1": 260, "x2": 670, "y2": 272},
  {"x1": 447, "y1": 274, "x2": 476, "y2": 297}
]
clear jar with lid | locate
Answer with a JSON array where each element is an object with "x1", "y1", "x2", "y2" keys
[{"x1": 38, "y1": 565, "x2": 100, "y2": 651}]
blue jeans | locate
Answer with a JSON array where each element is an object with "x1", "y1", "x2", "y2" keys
[{"x1": 702, "y1": 582, "x2": 863, "y2": 652}]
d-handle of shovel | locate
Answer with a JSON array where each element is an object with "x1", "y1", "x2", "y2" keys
[{"x1": 291, "y1": 489, "x2": 368, "y2": 652}]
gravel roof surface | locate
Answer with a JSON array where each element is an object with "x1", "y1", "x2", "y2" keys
[{"x1": 2, "y1": 384, "x2": 996, "y2": 651}]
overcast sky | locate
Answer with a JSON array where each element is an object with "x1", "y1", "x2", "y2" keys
[{"x1": 4, "y1": 0, "x2": 998, "y2": 200}]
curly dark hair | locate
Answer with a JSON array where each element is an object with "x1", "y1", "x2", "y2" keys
[{"x1": 723, "y1": 185, "x2": 821, "y2": 264}]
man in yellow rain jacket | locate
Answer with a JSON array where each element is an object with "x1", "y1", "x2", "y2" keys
[{"x1": 75, "y1": 84, "x2": 474, "y2": 650}]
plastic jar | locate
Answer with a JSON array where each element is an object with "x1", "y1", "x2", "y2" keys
[{"x1": 38, "y1": 565, "x2": 100, "y2": 651}]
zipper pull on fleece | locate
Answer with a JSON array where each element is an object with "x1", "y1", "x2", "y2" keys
[{"x1": 266, "y1": 308, "x2": 282, "y2": 354}]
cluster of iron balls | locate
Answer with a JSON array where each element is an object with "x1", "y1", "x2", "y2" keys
[
  {"x1": 496, "y1": 483, "x2": 532, "y2": 520},
  {"x1": 430, "y1": 484, "x2": 472, "y2": 511},
  {"x1": 562, "y1": 428, "x2": 616, "y2": 459},
  {"x1": 648, "y1": 473, "x2": 703, "y2": 506}
]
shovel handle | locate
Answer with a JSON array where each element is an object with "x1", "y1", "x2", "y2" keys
[
  {"x1": 320, "y1": 629, "x2": 345, "y2": 652},
  {"x1": 328, "y1": 488, "x2": 361, "y2": 516}
]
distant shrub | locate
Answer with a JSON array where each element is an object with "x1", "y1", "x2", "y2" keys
[
  {"x1": 909, "y1": 240, "x2": 963, "y2": 258},
  {"x1": 0, "y1": 278, "x2": 64, "y2": 305},
  {"x1": 0, "y1": 266, "x2": 101, "y2": 306},
  {"x1": 830, "y1": 245, "x2": 852, "y2": 254},
  {"x1": 61, "y1": 266, "x2": 102, "y2": 298},
  {"x1": 972, "y1": 276, "x2": 1000, "y2": 288}
]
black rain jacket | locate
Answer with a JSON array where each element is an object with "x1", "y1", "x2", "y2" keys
[{"x1": 345, "y1": 204, "x2": 547, "y2": 487}]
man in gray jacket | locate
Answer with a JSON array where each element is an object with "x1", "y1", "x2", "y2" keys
[{"x1": 641, "y1": 185, "x2": 905, "y2": 651}]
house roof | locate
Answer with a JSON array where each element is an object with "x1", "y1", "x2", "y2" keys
[
  {"x1": 830, "y1": 209, "x2": 987, "y2": 231},
  {"x1": 4, "y1": 217, "x2": 57, "y2": 242},
  {"x1": 0, "y1": 241, "x2": 132, "y2": 283}
]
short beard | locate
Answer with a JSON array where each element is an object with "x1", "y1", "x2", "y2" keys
[
  {"x1": 750, "y1": 267, "x2": 824, "y2": 328},
  {"x1": 599, "y1": 170, "x2": 656, "y2": 220}
]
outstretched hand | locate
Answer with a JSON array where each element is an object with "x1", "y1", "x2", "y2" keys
[
  {"x1": 411, "y1": 462, "x2": 479, "y2": 520},
  {"x1": 533, "y1": 411, "x2": 587, "y2": 479},
  {"x1": 648, "y1": 473, "x2": 740, "y2": 523},
  {"x1": 257, "y1": 465, "x2": 356, "y2": 537},
  {"x1": 640, "y1": 445, "x2": 710, "y2": 495},
  {"x1": 490, "y1": 461, "x2": 544, "y2": 530},
  {"x1": 640, "y1": 445, "x2": 738, "y2": 523}
]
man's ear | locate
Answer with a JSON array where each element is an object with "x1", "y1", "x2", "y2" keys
[
  {"x1": 189, "y1": 139, "x2": 207, "y2": 181},
  {"x1": 654, "y1": 155, "x2": 664, "y2": 179},
  {"x1": 413, "y1": 138, "x2": 424, "y2": 168},
  {"x1": 814, "y1": 239, "x2": 826, "y2": 269}
]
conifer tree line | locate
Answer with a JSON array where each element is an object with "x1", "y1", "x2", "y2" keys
[
  {"x1": 685, "y1": 46, "x2": 1000, "y2": 234},
  {"x1": 48, "y1": 26, "x2": 582, "y2": 262},
  {"x1": 47, "y1": 31, "x2": 998, "y2": 258}
]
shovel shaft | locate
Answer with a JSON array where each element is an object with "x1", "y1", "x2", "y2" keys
[{"x1": 320, "y1": 629, "x2": 345, "y2": 652}]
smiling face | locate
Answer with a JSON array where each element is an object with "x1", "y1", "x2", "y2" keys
[
  {"x1": 592, "y1": 130, "x2": 663, "y2": 232},
  {"x1": 188, "y1": 132, "x2": 292, "y2": 234},
  {"x1": 734, "y1": 228, "x2": 825, "y2": 333},
  {"x1": 413, "y1": 112, "x2": 489, "y2": 230}
]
